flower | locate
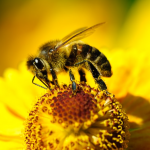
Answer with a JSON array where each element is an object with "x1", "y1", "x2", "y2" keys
[{"x1": 24, "y1": 84, "x2": 130, "y2": 150}]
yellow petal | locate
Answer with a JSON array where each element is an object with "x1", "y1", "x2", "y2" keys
[
  {"x1": 0, "y1": 141, "x2": 23, "y2": 150},
  {"x1": 0, "y1": 102, "x2": 23, "y2": 136}
]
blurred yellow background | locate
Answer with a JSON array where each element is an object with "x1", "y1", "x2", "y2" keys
[{"x1": 0, "y1": 0, "x2": 150, "y2": 76}]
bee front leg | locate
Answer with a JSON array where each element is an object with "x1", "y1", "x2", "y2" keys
[
  {"x1": 50, "y1": 68, "x2": 59, "y2": 88},
  {"x1": 32, "y1": 75, "x2": 47, "y2": 89},
  {"x1": 32, "y1": 75, "x2": 53, "y2": 90},
  {"x1": 69, "y1": 69, "x2": 77, "y2": 93}
]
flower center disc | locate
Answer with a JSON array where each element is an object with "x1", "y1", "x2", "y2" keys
[{"x1": 24, "y1": 84, "x2": 130, "y2": 150}]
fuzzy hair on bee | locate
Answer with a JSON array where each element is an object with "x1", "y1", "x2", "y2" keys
[{"x1": 27, "y1": 23, "x2": 112, "y2": 92}]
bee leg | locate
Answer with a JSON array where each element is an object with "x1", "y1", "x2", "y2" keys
[
  {"x1": 87, "y1": 61, "x2": 107, "y2": 91},
  {"x1": 96, "y1": 78, "x2": 110, "y2": 94},
  {"x1": 75, "y1": 60, "x2": 108, "y2": 91},
  {"x1": 50, "y1": 68, "x2": 59, "y2": 88},
  {"x1": 78, "y1": 68, "x2": 87, "y2": 84},
  {"x1": 32, "y1": 75, "x2": 52, "y2": 90},
  {"x1": 96, "y1": 78, "x2": 107, "y2": 91},
  {"x1": 74, "y1": 60, "x2": 87, "y2": 67},
  {"x1": 69, "y1": 69, "x2": 77, "y2": 93}
]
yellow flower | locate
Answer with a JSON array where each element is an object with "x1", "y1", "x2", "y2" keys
[
  {"x1": 1, "y1": 61, "x2": 128, "y2": 150},
  {"x1": 24, "y1": 84, "x2": 129, "y2": 150}
]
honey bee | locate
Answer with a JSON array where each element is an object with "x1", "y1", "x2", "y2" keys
[{"x1": 27, "y1": 23, "x2": 112, "y2": 92}]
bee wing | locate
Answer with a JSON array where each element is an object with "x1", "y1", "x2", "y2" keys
[{"x1": 55, "y1": 22, "x2": 105, "y2": 50}]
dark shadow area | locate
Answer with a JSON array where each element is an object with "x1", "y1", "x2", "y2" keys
[
  {"x1": 118, "y1": 93, "x2": 150, "y2": 128},
  {"x1": 118, "y1": 93, "x2": 150, "y2": 150}
]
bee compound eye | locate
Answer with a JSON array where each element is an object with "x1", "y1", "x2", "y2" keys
[{"x1": 34, "y1": 58, "x2": 44, "y2": 70}]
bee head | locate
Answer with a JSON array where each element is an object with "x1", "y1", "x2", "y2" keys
[
  {"x1": 27, "y1": 57, "x2": 48, "y2": 79},
  {"x1": 27, "y1": 57, "x2": 52, "y2": 89}
]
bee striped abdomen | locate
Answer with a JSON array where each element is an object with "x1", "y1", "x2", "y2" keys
[
  {"x1": 77, "y1": 44, "x2": 112, "y2": 77},
  {"x1": 77, "y1": 44, "x2": 101, "y2": 61}
]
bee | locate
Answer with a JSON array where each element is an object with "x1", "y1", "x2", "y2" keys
[{"x1": 27, "y1": 23, "x2": 112, "y2": 92}]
